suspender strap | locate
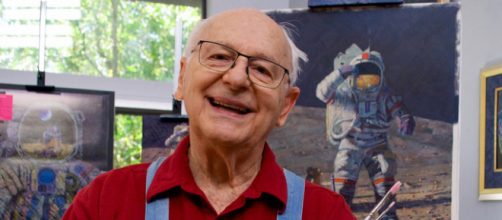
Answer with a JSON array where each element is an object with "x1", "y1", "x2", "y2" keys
[
  {"x1": 145, "y1": 157, "x2": 168, "y2": 220},
  {"x1": 278, "y1": 169, "x2": 305, "y2": 220},
  {"x1": 145, "y1": 157, "x2": 305, "y2": 220}
]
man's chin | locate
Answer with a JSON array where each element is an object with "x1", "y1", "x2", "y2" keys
[
  {"x1": 207, "y1": 132, "x2": 248, "y2": 146},
  {"x1": 198, "y1": 129, "x2": 255, "y2": 148}
]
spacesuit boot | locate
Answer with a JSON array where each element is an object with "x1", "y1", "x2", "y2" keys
[
  {"x1": 373, "y1": 180, "x2": 398, "y2": 220},
  {"x1": 333, "y1": 178, "x2": 357, "y2": 206},
  {"x1": 366, "y1": 145, "x2": 398, "y2": 220}
]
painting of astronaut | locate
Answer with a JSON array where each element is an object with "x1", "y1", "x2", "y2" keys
[
  {"x1": 268, "y1": 3, "x2": 459, "y2": 219},
  {"x1": 141, "y1": 115, "x2": 189, "y2": 163},
  {"x1": 0, "y1": 84, "x2": 114, "y2": 219}
]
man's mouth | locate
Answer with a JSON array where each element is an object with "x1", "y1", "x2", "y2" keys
[{"x1": 208, "y1": 97, "x2": 251, "y2": 115}]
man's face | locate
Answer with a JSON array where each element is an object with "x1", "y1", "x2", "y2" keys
[{"x1": 176, "y1": 10, "x2": 299, "y2": 147}]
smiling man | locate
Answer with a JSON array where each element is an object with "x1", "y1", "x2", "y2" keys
[{"x1": 63, "y1": 8, "x2": 355, "y2": 220}]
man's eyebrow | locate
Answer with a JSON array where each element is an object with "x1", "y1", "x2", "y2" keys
[
  {"x1": 247, "y1": 51, "x2": 288, "y2": 69},
  {"x1": 214, "y1": 40, "x2": 282, "y2": 64},
  {"x1": 253, "y1": 51, "x2": 279, "y2": 63}
]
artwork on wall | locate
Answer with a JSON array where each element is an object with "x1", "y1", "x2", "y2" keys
[
  {"x1": 479, "y1": 66, "x2": 502, "y2": 200},
  {"x1": 268, "y1": 3, "x2": 459, "y2": 219},
  {"x1": 0, "y1": 83, "x2": 114, "y2": 219},
  {"x1": 142, "y1": 115, "x2": 188, "y2": 163}
]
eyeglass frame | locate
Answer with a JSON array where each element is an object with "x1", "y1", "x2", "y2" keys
[{"x1": 192, "y1": 40, "x2": 291, "y2": 89}]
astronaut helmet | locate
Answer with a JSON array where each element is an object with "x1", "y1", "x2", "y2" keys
[
  {"x1": 17, "y1": 102, "x2": 82, "y2": 161},
  {"x1": 349, "y1": 50, "x2": 385, "y2": 93}
]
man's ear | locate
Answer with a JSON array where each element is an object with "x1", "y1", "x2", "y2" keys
[
  {"x1": 276, "y1": 86, "x2": 300, "y2": 127},
  {"x1": 173, "y1": 57, "x2": 187, "y2": 100}
]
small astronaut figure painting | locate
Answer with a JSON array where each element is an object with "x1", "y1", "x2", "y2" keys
[{"x1": 316, "y1": 44, "x2": 415, "y2": 220}]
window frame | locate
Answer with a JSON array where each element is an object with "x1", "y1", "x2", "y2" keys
[{"x1": 0, "y1": 0, "x2": 206, "y2": 114}]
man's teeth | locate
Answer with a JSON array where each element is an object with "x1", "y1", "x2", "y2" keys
[{"x1": 212, "y1": 100, "x2": 248, "y2": 113}]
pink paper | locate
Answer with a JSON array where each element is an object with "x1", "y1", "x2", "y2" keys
[{"x1": 0, "y1": 94, "x2": 13, "y2": 121}]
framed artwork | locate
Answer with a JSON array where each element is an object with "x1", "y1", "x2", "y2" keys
[
  {"x1": 479, "y1": 66, "x2": 502, "y2": 200},
  {"x1": 142, "y1": 115, "x2": 188, "y2": 163},
  {"x1": 0, "y1": 83, "x2": 114, "y2": 218},
  {"x1": 269, "y1": 3, "x2": 459, "y2": 219}
]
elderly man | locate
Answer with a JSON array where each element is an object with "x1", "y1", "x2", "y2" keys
[{"x1": 63, "y1": 8, "x2": 355, "y2": 220}]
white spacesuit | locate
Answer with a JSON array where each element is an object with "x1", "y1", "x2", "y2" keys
[{"x1": 316, "y1": 45, "x2": 415, "y2": 220}]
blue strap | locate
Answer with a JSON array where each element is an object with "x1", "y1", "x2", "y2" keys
[
  {"x1": 145, "y1": 157, "x2": 168, "y2": 220},
  {"x1": 145, "y1": 158, "x2": 304, "y2": 220},
  {"x1": 278, "y1": 169, "x2": 305, "y2": 220}
]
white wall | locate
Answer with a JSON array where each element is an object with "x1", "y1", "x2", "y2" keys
[
  {"x1": 207, "y1": 0, "x2": 502, "y2": 219},
  {"x1": 458, "y1": 0, "x2": 502, "y2": 219}
]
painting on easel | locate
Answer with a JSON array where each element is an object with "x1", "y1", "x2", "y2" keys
[{"x1": 268, "y1": 3, "x2": 459, "y2": 219}]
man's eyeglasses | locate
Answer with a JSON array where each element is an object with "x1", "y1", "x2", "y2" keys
[{"x1": 194, "y1": 40, "x2": 290, "y2": 89}]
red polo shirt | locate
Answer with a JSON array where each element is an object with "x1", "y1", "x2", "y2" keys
[{"x1": 63, "y1": 137, "x2": 355, "y2": 219}]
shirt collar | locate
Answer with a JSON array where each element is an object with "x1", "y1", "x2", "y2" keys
[
  {"x1": 245, "y1": 142, "x2": 287, "y2": 212},
  {"x1": 146, "y1": 136, "x2": 287, "y2": 211}
]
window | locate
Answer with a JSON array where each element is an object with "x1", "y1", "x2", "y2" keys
[{"x1": 0, "y1": 0, "x2": 203, "y2": 112}]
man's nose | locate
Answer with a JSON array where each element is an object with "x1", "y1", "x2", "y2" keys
[{"x1": 221, "y1": 56, "x2": 252, "y2": 89}]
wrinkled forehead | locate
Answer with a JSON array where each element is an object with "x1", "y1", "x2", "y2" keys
[{"x1": 197, "y1": 10, "x2": 292, "y2": 69}]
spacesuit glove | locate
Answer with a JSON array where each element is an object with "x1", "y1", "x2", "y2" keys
[
  {"x1": 398, "y1": 115, "x2": 415, "y2": 136},
  {"x1": 339, "y1": 65, "x2": 357, "y2": 79}
]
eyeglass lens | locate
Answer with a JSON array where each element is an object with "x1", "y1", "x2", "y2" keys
[{"x1": 198, "y1": 41, "x2": 286, "y2": 88}]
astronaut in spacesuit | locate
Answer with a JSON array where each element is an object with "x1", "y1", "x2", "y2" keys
[
  {"x1": 316, "y1": 45, "x2": 415, "y2": 220},
  {"x1": 0, "y1": 105, "x2": 101, "y2": 219}
]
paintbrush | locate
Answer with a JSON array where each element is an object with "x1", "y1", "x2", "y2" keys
[
  {"x1": 363, "y1": 181, "x2": 402, "y2": 220},
  {"x1": 375, "y1": 201, "x2": 396, "y2": 220}
]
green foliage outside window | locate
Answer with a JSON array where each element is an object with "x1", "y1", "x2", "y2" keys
[
  {"x1": 0, "y1": 0, "x2": 201, "y2": 81},
  {"x1": 114, "y1": 114, "x2": 142, "y2": 168},
  {"x1": 55, "y1": 0, "x2": 200, "y2": 80}
]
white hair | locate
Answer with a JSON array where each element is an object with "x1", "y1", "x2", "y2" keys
[
  {"x1": 279, "y1": 22, "x2": 308, "y2": 85},
  {"x1": 183, "y1": 19, "x2": 308, "y2": 86},
  {"x1": 183, "y1": 19, "x2": 206, "y2": 58}
]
